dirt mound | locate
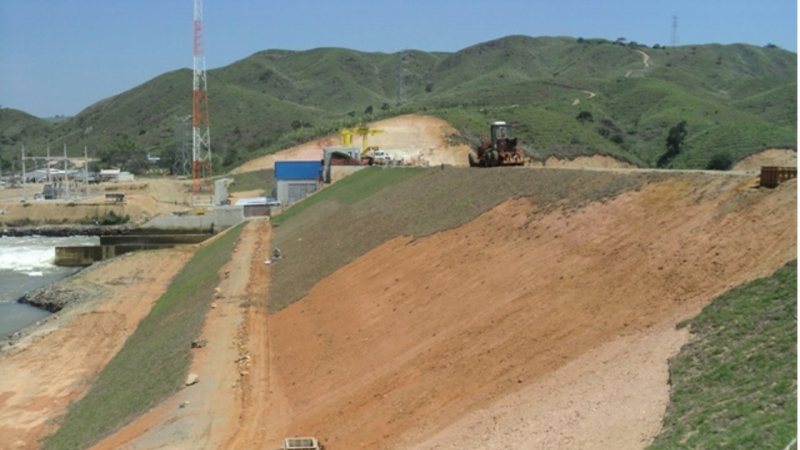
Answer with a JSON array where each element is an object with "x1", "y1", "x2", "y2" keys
[
  {"x1": 733, "y1": 148, "x2": 797, "y2": 172},
  {"x1": 528, "y1": 154, "x2": 637, "y2": 169},
  {"x1": 232, "y1": 115, "x2": 472, "y2": 173}
]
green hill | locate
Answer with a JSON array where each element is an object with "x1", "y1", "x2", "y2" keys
[{"x1": 1, "y1": 35, "x2": 795, "y2": 172}]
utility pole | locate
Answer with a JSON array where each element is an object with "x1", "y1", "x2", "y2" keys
[
  {"x1": 64, "y1": 142, "x2": 69, "y2": 200},
  {"x1": 84, "y1": 146, "x2": 89, "y2": 197},
  {"x1": 21, "y1": 144, "x2": 27, "y2": 201}
]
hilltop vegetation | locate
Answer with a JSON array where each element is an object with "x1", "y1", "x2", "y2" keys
[{"x1": 1, "y1": 35, "x2": 795, "y2": 172}]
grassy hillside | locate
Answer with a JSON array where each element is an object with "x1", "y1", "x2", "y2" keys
[
  {"x1": 648, "y1": 261, "x2": 797, "y2": 449},
  {"x1": 1, "y1": 35, "x2": 795, "y2": 173},
  {"x1": 270, "y1": 166, "x2": 671, "y2": 310}
]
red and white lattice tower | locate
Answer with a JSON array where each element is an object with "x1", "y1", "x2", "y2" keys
[{"x1": 192, "y1": 0, "x2": 212, "y2": 195}]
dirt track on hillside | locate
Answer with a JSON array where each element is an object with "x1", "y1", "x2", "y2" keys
[{"x1": 88, "y1": 220, "x2": 273, "y2": 450}]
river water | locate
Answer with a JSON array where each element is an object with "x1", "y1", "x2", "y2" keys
[{"x1": 0, "y1": 235, "x2": 99, "y2": 340}]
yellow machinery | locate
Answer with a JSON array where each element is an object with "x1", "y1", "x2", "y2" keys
[{"x1": 340, "y1": 124, "x2": 384, "y2": 157}]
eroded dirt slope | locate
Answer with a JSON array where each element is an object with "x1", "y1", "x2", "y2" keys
[{"x1": 259, "y1": 176, "x2": 795, "y2": 449}]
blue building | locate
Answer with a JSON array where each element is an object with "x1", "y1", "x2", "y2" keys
[{"x1": 274, "y1": 161, "x2": 323, "y2": 206}]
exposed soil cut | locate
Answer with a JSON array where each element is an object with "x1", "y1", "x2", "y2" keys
[
  {"x1": 528, "y1": 154, "x2": 637, "y2": 169},
  {"x1": 733, "y1": 148, "x2": 797, "y2": 172},
  {"x1": 232, "y1": 115, "x2": 472, "y2": 173}
]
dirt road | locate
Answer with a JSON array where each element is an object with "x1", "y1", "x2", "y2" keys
[{"x1": 89, "y1": 219, "x2": 275, "y2": 450}]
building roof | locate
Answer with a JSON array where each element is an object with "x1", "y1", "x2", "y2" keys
[
  {"x1": 235, "y1": 197, "x2": 268, "y2": 207},
  {"x1": 275, "y1": 160, "x2": 322, "y2": 180}
]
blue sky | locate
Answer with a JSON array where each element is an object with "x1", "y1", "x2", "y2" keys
[{"x1": 1, "y1": 0, "x2": 797, "y2": 118}]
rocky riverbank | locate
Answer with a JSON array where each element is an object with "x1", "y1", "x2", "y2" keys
[
  {"x1": 19, "y1": 284, "x2": 91, "y2": 313},
  {"x1": 0, "y1": 225, "x2": 139, "y2": 237}
]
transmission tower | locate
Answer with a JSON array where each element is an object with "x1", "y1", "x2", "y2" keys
[
  {"x1": 192, "y1": 0, "x2": 212, "y2": 196},
  {"x1": 395, "y1": 50, "x2": 406, "y2": 107},
  {"x1": 670, "y1": 15, "x2": 679, "y2": 46}
]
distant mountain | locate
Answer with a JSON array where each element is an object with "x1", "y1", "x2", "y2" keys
[{"x1": 1, "y1": 35, "x2": 795, "y2": 171}]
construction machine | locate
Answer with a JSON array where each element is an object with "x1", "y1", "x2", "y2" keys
[
  {"x1": 340, "y1": 124, "x2": 384, "y2": 165},
  {"x1": 468, "y1": 121, "x2": 525, "y2": 167}
]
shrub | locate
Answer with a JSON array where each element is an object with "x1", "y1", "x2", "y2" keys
[{"x1": 706, "y1": 151, "x2": 733, "y2": 171}]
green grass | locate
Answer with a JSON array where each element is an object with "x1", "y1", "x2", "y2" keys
[
  {"x1": 42, "y1": 223, "x2": 245, "y2": 450},
  {"x1": 226, "y1": 168, "x2": 275, "y2": 195},
  {"x1": 270, "y1": 167, "x2": 427, "y2": 227},
  {"x1": 648, "y1": 261, "x2": 797, "y2": 450}
]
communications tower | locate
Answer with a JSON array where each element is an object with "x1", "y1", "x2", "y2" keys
[{"x1": 192, "y1": 0, "x2": 212, "y2": 195}]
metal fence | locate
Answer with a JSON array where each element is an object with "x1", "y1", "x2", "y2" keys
[{"x1": 760, "y1": 166, "x2": 797, "y2": 188}]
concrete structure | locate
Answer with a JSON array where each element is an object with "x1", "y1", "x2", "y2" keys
[
  {"x1": 214, "y1": 178, "x2": 235, "y2": 206},
  {"x1": 322, "y1": 146, "x2": 361, "y2": 182},
  {"x1": 234, "y1": 197, "x2": 277, "y2": 217},
  {"x1": 55, "y1": 244, "x2": 172, "y2": 266},
  {"x1": 142, "y1": 206, "x2": 244, "y2": 231},
  {"x1": 275, "y1": 161, "x2": 322, "y2": 206}
]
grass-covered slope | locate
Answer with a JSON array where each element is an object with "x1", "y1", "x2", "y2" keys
[
  {"x1": 649, "y1": 261, "x2": 797, "y2": 449},
  {"x1": 270, "y1": 166, "x2": 670, "y2": 311},
  {"x1": 43, "y1": 224, "x2": 244, "y2": 450},
  {"x1": 2, "y1": 35, "x2": 795, "y2": 172}
]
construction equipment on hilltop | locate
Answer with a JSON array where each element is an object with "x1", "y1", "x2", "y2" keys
[
  {"x1": 468, "y1": 121, "x2": 525, "y2": 167},
  {"x1": 340, "y1": 124, "x2": 384, "y2": 164}
]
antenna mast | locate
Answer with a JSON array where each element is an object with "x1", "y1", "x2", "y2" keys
[
  {"x1": 192, "y1": 0, "x2": 212, "y2": 195},
  {"x1": 670, "y1": 15, "x2": 679, "y2": 47}
]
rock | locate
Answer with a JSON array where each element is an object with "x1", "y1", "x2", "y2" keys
[
  {"x1": 185, "y1": 373, "x2": 199, "y2": 386},
  {"x1": 191, "y1": 339, "x2": 208, "y2": 349},
  {"x1": 210, "y1": 302, "x2": 217, "y2": 309},
  {"x1": 19, "y1": 285, "x2": 88, "y2": 313}
]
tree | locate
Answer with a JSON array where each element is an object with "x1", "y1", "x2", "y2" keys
[
  {"x1": 291, "y1": 120, "x2": 302, "y2": 130},
  {"x1": 657, "y1": 120, "x2": 688, "y2": 168},
  {"x1": 706, "y1": 151, "x2": 733, "y2": 170},
  {"x1": 381, "y1": 103, "x2": 391, "y2": 111},
  {"x1": 223, "y1": 147, "x2": 239, "y2": 168},
  {"x1": 364, "y1": 105, "x2": 373, "y2": 115}
]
